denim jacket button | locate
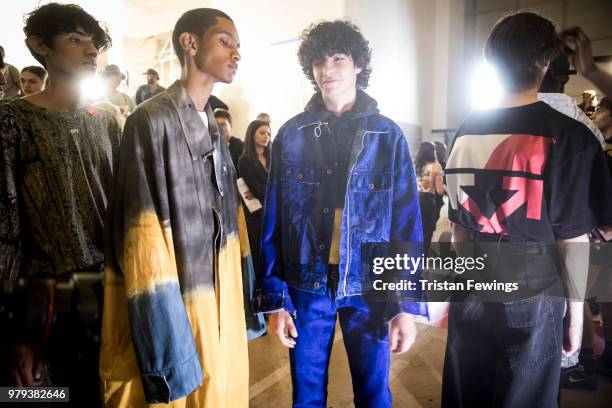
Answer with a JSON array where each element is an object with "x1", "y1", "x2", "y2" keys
[
  {"x1": 322, "y1": 207, "x2": 330, "y2": 214},
  {"x1": 318, "y1": 244, "x2": 326, "y2": 250},
  {"x1": 368, "y1": 183, "x2": 375, "y2": 190},
  {"x1": 297, "y1": 173, "x2": 304, "y2": 180},
  {"x1": 326, "y1": 168, "x2": 333, "y2": 176},
  {"x1": 313, "y1": 282, "x2": 320, "y2": 288}
]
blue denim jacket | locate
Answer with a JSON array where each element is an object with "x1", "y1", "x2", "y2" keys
[{"x1": 256, "y1": 91, "x2": 427, "y2": 319}]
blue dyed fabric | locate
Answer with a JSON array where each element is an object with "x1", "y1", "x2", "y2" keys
[{"x1": 256, "y1": 90, "x2": 427, "y2": 319}]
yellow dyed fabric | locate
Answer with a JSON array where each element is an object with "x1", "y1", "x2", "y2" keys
[{"x1": 100, "y1": 211, "x2": 249, "y2": 407}]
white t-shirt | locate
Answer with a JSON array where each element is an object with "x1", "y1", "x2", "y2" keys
[{"x1": 198, "y1": 111, "x2": 209, "y2": 129}]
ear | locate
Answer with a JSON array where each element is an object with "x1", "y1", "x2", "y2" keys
[
  {"x1": 26, "y1": 36, "x2": 50, "y2": 60},
  {"x1": 355, "y1": 66, "x2": 363, "y2": 75},
  {"x1": 179, "y1": 32, "x2": 198, "y2": 59}
]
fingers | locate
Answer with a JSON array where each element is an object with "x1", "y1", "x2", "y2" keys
[
  {"x1": 11, "y1": 369, "x2": 23, "y2": 387},
  {"x1": 286, "y1": 316, "x2": 298, "y2": 338},
  {"x1": 574, "y1": 27, "x2": 590, "y2": 44},
  {"x1": 389, "y1": 325, "x2": 400, "y2": 353},
  {"x1": 18, "y1": 363, "x2": 36, "y2": 386},
  {"x1": 268, "y1": 313, "x2": 297, "y2": 348},
  {"x1": 562, "y1": 341, "x2": 580, "y2": 357},
  {"x1": 33, "y1": 358, "x2": 44, "y2": 384},
  {"x1": 392, "y1": 328, "x2": 416, "y2": 354}
]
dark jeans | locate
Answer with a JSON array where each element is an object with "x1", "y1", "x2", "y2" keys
[
  {"x1": 287, "y1": 284, "x2": 392, "y2": 408},
  {"x1": 442, "y1": 293, "x2": 564, "y2": 408}
]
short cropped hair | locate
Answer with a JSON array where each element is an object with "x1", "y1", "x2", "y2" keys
[
  {"x1": 484, "y1": 12, "x2": 560, "y2": 92},
  {"x1": 23, "y1": 3, "x2": 112, "y2": 67},
  {"x1": 172, "y1": 8, "x2": 233, "y2": 67},
  {"x1": 213, "y1": 108, "x2": 232, "y2": 126},
  {"x1": 298, "y1": 20, "x2": 372, "y2": 90}
]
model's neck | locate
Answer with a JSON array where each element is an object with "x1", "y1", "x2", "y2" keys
[
  {"x1": 29, "y1": 72, "x2": 85, "y2": 111},
  {"x1": 256, "y1": 145, "x2": 265, "y2": 156},
  {"x1": 496, "y1": 87, "x2": 539, "y2": 108},
  {"x1": 603, "y1": 126, "x2": 612, "y2": 140},
  {"x1": 180, "y1": 65, "x2": 215, "y2": 112},
  {"x1": 322, "y1": 88, "x2": 357, "y2": 117}
]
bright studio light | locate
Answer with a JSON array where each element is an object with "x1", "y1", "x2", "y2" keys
[
  {"x1": 80, "y1": 77, "x2": 105, "y2": 100},
  {"x1": 470, "y1": 62, "x2": 504, "y2": 110}
]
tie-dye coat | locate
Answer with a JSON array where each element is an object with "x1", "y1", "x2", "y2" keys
[{"x1": 100, "y1": 81, "x2": 261, "y2": 407}]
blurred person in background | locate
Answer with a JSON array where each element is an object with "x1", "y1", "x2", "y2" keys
[
  {"x1": 256, "y1": 111, "x2": 270, "y2": 124},
  {"x1": 593, "y1": 96, "x2": 612, "y2": 157},
  {"x1": 101, "y1": 63, "x2": 135, "y2": 116},
  {"x1": 19, "y1": 66, "x2": 47, "y2": 96},
  {"x1": 415, "y1": 141, "x2": 445, "y2": 243},
  {"x1": 214, "y1": 108, "x2": 243, "y2": 171},
  {"x1": 578, "y1": 89, "x2": 598, "y2": 117},
  {"x1": 0, "y1": 70, "x2": 6, "y2": 100},
  {"x1": 538, "y1": 53, "x2": 604, "y2": 145},
  {"x1": 562, "y1": 27, "x2": 612, "y2": 98},
  {"x1": 134, "y1": 67, "x2": 165, "y2": 104},
  {"x1": 238, "y1": 119, "x2": 270, "y2": 273},
  {"x1": 0, "y1": 45, "x2": 20, "y2": 100}
]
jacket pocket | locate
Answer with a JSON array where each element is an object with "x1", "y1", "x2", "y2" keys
[
  {"x1": 348, "y1": 172, "x2": 392, "y2": 239},
  {"x1": 280, "y1": 163, "x2": 321, "y2": 265},
  {"x1": 502, "y1": 296, "x2": 559, "y2": 372}
]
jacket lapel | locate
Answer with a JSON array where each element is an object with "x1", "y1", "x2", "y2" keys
[{"x1": 166, "y1": 80, "x2": 213, "y2": 159}]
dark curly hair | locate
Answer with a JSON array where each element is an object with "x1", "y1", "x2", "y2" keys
[
  {"x1": 298, "y1": 20, "x2": 372, "y2": 90},
  {"x1": 23, "y1": 3, "x2": 112, "y2": 68}
]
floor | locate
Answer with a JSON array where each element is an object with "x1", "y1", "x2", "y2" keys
[{"x1": 248, "y1": 322, "x2": 612, "y2": 407}]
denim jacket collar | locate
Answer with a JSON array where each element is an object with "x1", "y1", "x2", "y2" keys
[{"x1": 304, "y1": 89, "x2": 380, "y2": 120}]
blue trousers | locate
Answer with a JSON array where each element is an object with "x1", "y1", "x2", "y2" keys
[{"x1": 288, "y1": 286, "x2": 392, "y2": 408}]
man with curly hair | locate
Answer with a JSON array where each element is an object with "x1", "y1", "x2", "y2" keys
[
  {"x1": 256, "y1": 20, "x2": 426, "y2": 407},
  {"x1": 0, "y1": 3, "x2": 119, "y2": 405}
]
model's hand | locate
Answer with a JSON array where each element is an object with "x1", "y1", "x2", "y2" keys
[
  {"x1": 563, "y1": 301, "x2": 584, "y2": 357},
  {"x1": 561, "y1": 27, "x2": 596, "y2": 78},
  {"x1": 597, "y1": 225, "x2": 612, "y2": 241},
  {"x1": 428, "y1": 301, "x2": 449, "y2": 328},
  {"x1": 389, "y1": 314, "x2": 417, "y2": 354},
  {"x1": 11, "y1": 343, "x2": 44, "y2": 387},
  {"x1": 268, "y1": 311, "x2": 298, "y2": 348}
]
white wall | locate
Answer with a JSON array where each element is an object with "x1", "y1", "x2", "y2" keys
[{"x1": 207, "y1": 0, "x2": 345, "y2": 139}]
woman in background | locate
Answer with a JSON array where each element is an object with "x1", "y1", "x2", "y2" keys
[
  {"x1": 19, "y1": 66, "x2": 46, "y2": 96},
  {"x1": 238, "y1": 119, "x2": 271, "y2": 271},
  {"x1": 415, "y1": 141, "x2": 445, "y2": 242}
]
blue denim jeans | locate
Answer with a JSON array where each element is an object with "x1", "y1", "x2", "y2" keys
[
  {"x1": 288, "y1": 285, "x2": 392, "y2": 408},
  {"x1": 442, "y1": 292, "x2": 564, "y2": 408}
]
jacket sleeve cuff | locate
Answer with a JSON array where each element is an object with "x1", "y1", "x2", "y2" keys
[
  {"x1": 385, "y1": 301, "x2": 429, "y2": 322},
  {"x1": 140, "y1": 352, "x2": 203, "y2": 404},
  {"x1": 254, "y1": 278, "x2": 295, "y2": 314}
]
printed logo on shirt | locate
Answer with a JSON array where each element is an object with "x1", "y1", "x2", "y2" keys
[{"x1": 446, "y1": 134, "x2": 552, "y2": 234}]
